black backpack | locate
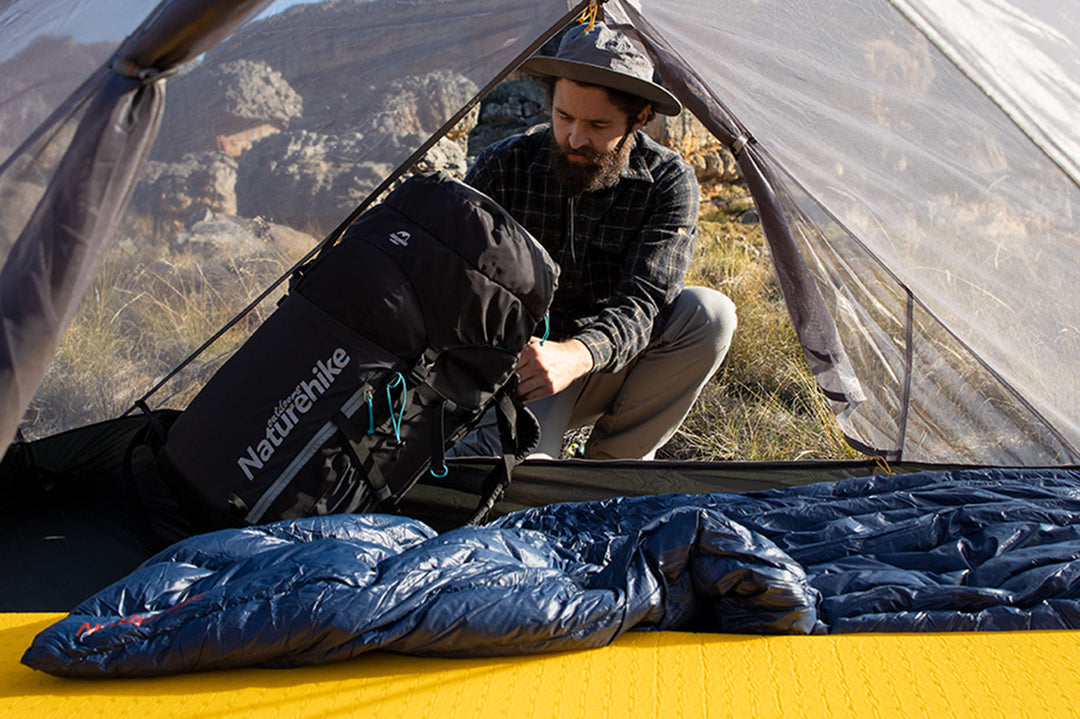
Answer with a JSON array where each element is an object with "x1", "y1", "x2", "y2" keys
[{"x1": 157, "y1": 172, "x2": 558, "y2": 530}]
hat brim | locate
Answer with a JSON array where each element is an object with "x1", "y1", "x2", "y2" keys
[{"x1": 521, "y1": 56, "x2": 683, "y2": 116}]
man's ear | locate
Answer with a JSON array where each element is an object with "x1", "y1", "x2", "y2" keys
[{"x1": 632, "y1": 104, "x2": 653, "y2": 132}]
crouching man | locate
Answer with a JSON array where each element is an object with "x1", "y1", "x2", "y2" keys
[{"x1": 459, "y1": 21, "x2": 737, "y2": 460}]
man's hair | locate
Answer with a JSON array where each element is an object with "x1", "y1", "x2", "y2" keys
[{"x1": 540, "y1": 77, "x2": 657, "y2": 132}]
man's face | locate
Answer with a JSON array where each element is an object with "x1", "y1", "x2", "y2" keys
[{"x1": 550, "y1": 78, "x2": 650, "y2": 194}]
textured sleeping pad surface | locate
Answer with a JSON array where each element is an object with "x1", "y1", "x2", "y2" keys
[{"x1": 5, "y1": 613, "x2": 1080, "y2": 718}]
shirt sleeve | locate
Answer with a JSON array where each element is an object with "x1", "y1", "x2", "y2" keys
[{"x1": 572, "y1": 159, "x2": 699, "y2": 373}]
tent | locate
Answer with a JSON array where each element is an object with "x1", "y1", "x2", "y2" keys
[
  {"x1": 6, "y1": 2, "x2": 1080, "y2": 710},
  {"x1": 1, "y1": 0, "x2": 1079, "y2": 613},
  {"x1": 3, "y1": 0, "x2": 1078, "y2": 467}
]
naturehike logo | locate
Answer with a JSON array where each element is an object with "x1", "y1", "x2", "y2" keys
[
  {"x1": 236, "y1": 347, "x2": 352, "y2": 480},
  {"x1": 388, "y1": 230, "x2": 410, "y2": 247},
  {"x1": 76, "y1": 594, "x2": 207, "y2": 638}
]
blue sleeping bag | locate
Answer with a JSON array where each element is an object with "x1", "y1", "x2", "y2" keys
[{"x1": 23, "y1": 468, "x2": 1080, "y2": 677}]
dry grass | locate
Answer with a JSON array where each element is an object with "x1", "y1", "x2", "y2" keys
[
  {"x1": 23, "y1": 218, "x2": 297, "y2": 439},
  {"x1": 657, "y1": 187, "x2": 857, "y2": 461},
  {"x1": 25, "y1": 182, "x2": 857, "y2": 461}
]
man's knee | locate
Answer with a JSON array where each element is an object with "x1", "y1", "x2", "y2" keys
[{"x1": 665, "y1": 286, "x2": 737, "y2": 356}]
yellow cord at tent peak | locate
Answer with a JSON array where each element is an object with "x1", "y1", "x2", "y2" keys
[{"x1": 577, "y1": 1, "x2": 605, "y2": 33}]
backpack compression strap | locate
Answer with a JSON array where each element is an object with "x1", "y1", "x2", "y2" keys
[{"x1": 464, "y1": 390, "x2": 540, "y2": 526}]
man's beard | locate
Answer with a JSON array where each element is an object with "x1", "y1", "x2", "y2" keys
[{"x1": 550, "y1": 132, "x2": 633, "y2": 195}]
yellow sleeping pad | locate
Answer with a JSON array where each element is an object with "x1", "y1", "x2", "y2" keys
[{"x1": 2, "y1": 613, "x2": 1078, "y2": 718}]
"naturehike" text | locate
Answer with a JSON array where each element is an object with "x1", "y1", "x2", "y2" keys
[{"x1": 237, "y1": 347, "x2": 351, "y2": 480}]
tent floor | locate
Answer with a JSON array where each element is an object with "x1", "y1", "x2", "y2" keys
[
  {"x1": 4, "y1": 613, "x2": 1078, "y2": 718},
  {"x1": 1, "y1": 411, "x2": 979, "y2": 611}
]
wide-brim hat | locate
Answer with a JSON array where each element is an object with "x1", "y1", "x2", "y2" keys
[{"x1": 520, "y1": 22, "x2": 682, "y2": 116}]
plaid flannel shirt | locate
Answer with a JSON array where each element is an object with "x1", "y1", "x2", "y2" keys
[{"x1": 465, "y1": 127, "x2": 699, "y2": 373}]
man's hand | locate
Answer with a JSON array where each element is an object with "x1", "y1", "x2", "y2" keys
[{"x1": 515, "y1": 338, "x2": 594, "y2": 402}]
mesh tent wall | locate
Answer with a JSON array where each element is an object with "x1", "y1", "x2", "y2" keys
[
  {"x1": 0, "y1": 0, "x2": 1078, "y2": 466},
  {"x1": 622, "y1": 0, "x2": 1080, "y2": 464}
]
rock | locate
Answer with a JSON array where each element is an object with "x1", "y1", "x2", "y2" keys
[
  {"x1": 646, "y1": 112, "x2": 741, "y2": 184},
  {"x1": 477, "y1": 79, "x2": 548, "y2": 128},
  {"x1": 134, "y1": 152, "x2": 239, "y2": 220},
  {"x1": 411, "y1": 136, "x2": 468, "y2": 178},
  {"x1": 252, "y1": 217, "x2": 318, "y2": 259},
  {"x1": 235, "y1": 130, "x2": 392, "y2": 236},
  {"x1": 738, "y1": 210, "x2": 761, "y2": 225},
  {"x1": 215, "y1": 59, "x2": 303, "y2": 126},
  {"x1": 171, "y1": 213, "x2": 263, "y2": 256},
  {"x1": 170, "y1": 212, "x2": 316, "y2": 260},
  {"x1": 154, "y1": 60, "x2": 302, "y2": 160},
  {"x1": 207, "y1": 0, "x2": 489, "y2": 135},
  {"x1": 713, "y1": 195, "x2": 757, "y2": 214},
  {"x1": 187, "y1": 207, "x2": 214, "y2": 228},
  {"x1": 468, "y1": 79, "x2": 549, "y2": 155},
  {"x1": 365, "y1": 71, "x2": 480, "y2": 139}
]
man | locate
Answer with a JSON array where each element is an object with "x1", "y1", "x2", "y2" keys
[{"x1": 462, "y1": 21, "x2": 737, "y2": 460}]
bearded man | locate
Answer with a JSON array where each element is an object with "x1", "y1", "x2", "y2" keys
[{"x1": 461, "y1": 21, "x2": 737, "y2": 460}]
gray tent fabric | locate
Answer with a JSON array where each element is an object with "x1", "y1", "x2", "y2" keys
[
  {"x1": 0, "y1": 70, "x2": 164, "y2": 450},
  {"x1": 613, "y1": 0, "x2": 1080, "y2": 464},
  {"x1": 1, "y1": 0, "x2": 1078, "y2": 466},
  {"x1": 0, "y1": 0, "x2": 273, "y2": 457},
  {"x1": 608, "y1": 5, "x2": 871, "y2": 450},
  {"x1": 894, "y1": 0, "x2": 1080, "y2": 188}
]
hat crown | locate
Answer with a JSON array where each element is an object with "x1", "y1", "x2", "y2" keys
[
  {"x1": 521, "y1": 21, "x2": 682, "y2": 115},
  {"x1": 555, "y1": 23, "x2": 656, "y2": 84}
]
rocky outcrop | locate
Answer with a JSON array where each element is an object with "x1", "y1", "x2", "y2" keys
[
  {"x1": 154, "y1": 60, "x2": 302, "y2": 161},
  {"x1": 647, "y1": 113, "x2": 742, "y2": 184},
  {"x1": 235, "y1": 130, "x2": 391, "y2": 236},
  {"x1": 170, "y1": 209, "x2": 316, "y2": 259},
  {"x1": 207, "y1": 0, "x2": 491, "y2": 133},
  {"x1": 14, "y1": 0, "x2": 735, "y2": 248},
  {"x1": 135, "y1": 152, "x2": 239, "y2": 220},
  {"x1": 365, "y1": 71, "x2": 480, "y2": 139},
  {"x1": 468, "y1": 79, "x2": 549, "y2": 155},
  {"x1": 410, "y1": 136, "x2": 469, "y2": 178}
]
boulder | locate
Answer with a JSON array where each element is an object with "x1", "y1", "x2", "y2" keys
[
  {"x1": 236, "y1": 130, "x2": 392, "y2": 235},
  {"x1": 134, "y1": 152, "x2": 239, "y2": 221},
  {"x1": 170, "y1": 211, "x2": 316, "y2": 259},
  {"x1": 411, "y1": 136, "x2": 468, "y2": 178},
  {"x1": 468, "y1": 79, "x2": 549, "y2": 155},
  {"x1": 365, "y1": 71, "x2": 480, "y2": 140},
  {"x1": 646, "y1": 113, "x2": 741, "y2": 184},
  {"x1": 154, "y1": 60, "x2": 302, "y2": 160}
]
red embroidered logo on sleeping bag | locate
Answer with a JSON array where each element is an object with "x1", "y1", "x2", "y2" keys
[{"x1": 75, "y1": 593, "x2": 207, "y2": 639}]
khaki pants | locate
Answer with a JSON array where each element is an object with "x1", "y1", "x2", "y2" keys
[{"x1": 450, "y1": 286, "x2": 737, "y2": 460}]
